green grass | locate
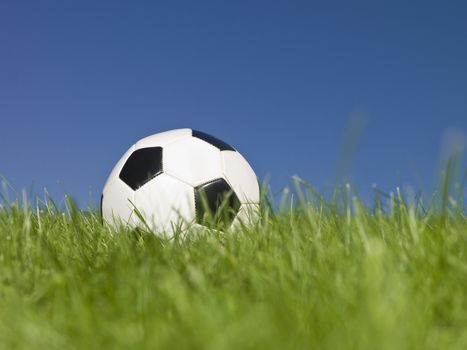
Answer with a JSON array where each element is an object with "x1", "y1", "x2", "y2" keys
[{"x1": 0, "y1": 183, "x2": 466, "y2": 350}]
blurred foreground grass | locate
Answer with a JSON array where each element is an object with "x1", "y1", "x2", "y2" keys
[{"x1": 0, "y1": 178, "x2": 466, "y2": 350}]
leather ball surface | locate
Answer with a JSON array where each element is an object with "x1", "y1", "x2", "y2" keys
[{"x1": 101, "y1": 129, "x2": 259, "y2": 235}]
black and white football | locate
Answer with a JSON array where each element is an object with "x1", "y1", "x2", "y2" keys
[{"x1": 101, "y1": 129, "x2": 259, "y2": 234}]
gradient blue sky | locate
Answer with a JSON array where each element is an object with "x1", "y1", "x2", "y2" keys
[{"x1": 1, "y1": 1, "x2": 466, "y2": 206}]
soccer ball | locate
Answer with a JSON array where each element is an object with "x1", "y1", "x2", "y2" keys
[{"x1": 101, "y1": 128, "x2": 260, "y2": 234}]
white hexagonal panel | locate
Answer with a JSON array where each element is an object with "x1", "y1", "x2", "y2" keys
[
  {"x1": 163, "y1": 137, "x2": 223, "y2": 186},
  {"x1": 232, "y1": 203, "x2": 260, "y2": 228},
  {"x1": 135, "y1": 128, "x2": 191, "y2": 149},
  {"x1": 221, "y1": 151, "x2": 260, "y2": 204},
  {"x1": 134, "y1": 173, "x2": 196, "y2": 235},
  {"x1": 102, "y1": 178, "x2": 135, "y2": 226}
]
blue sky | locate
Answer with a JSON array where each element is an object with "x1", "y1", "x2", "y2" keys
[{"x1": 1, "y1": 0, "x2": 466, "y2": 206}]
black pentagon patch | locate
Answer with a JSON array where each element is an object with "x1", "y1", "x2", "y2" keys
[
  {"x1": 119, "y1": 147, "x2": 163, "y2": 190},
  {"x1": 192, "y1": 130, "x2": 235, "y2": 151},
  {"x1": 100, "y1": 194, "x2": 103, "y2": 219},
  {"x1": 194, "y1": 178, "x2": 241, "y2": 228}
]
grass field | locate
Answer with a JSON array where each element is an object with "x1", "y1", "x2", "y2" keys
[{"x1": 0, "y1": 179, "x2": 466, "y2": 349}]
